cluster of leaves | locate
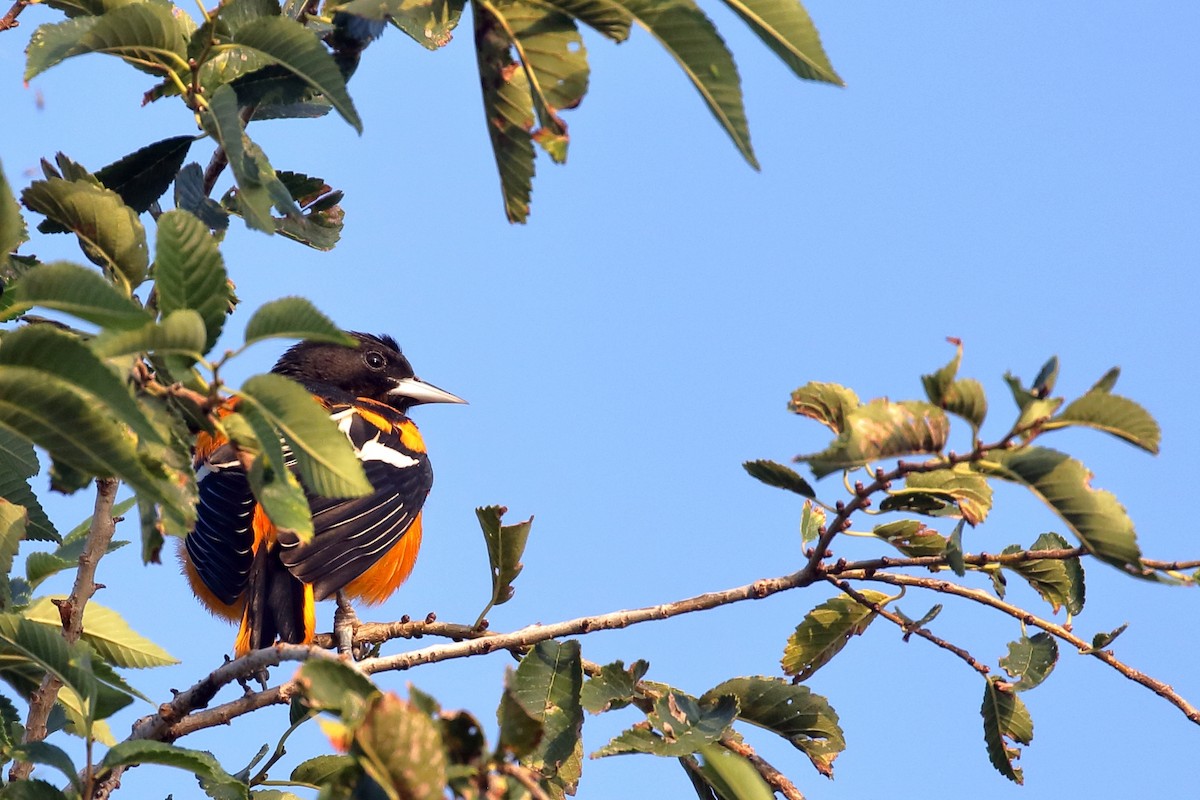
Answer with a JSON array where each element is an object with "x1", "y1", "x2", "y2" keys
[
  {"x1": 23, "y1": 0, "x2": 840, "y2": 225},
  {"x1": 743, "y1": 340, "x2": 1164, "y2": 784}
]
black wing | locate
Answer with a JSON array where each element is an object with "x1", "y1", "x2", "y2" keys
[
  {"x1": 278, "y1": 408, "x2": 432, "y2": 600},
  {"x1": 187, "y1": 444, "x2": 256, "y2": 605}
]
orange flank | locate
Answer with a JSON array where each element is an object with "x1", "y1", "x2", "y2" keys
[{"x1": 344, "y1": 512, "x2": 424, "y2": 605}]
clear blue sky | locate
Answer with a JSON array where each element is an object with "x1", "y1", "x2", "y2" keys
[{"x1": 2, "y1": 3, "x2": 1199, "y2": 797}]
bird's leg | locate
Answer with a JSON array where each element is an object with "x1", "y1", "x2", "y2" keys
[{"x1": 333, "y1": 591, "x2": 360, "y2": 657}]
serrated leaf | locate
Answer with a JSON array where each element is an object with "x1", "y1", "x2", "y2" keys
[
  {"x1": 273, "y1": 174, "x2": 344, "y2": 251},
  {"x1": 508, "y1": 640, "x2": 582, "y2": 791},
  {"x1": 593, "y1": 692, "x2": 736, "y2": 758},
  {"x1": 290, "y1": 754, "x2": 356, "y2": 785},
  {"x1": 0, "y1": 778, "x2": 71, "y2": 799},
  {"x1": 333, "y1": 0, "x2": 464, "y2": 49},
  {"x1": 788, "y1": 382, "x2": 858, "y2": 433},
  {"x1": 1000, "y1": 633, "x2": 1057, "y2": 692},
  {"x1": 742, "y1": 460, "x2": 814, "y2": 498},
  {"x1": 242, "y1": 297, "x2": 353, "y2": 347},
  {"x1": 697, "y1": 743, "x2": 773, "y2": 800},
  {"x1": 497, "y1": 674, "x2": 544, "y2": 759},
  {"x1": 0, "y1": 500, "x2": 26, "y2": 610},
  {"x1": 8, "y1": 741, "x2": 81, "y2": 792},
  {"x1": 99, "y1": 740, "x2": 248, "y2": 800},
  {"x1": 296, "y1": 659, "x2": 380, "y2": 726},
  {"x1": 154, "y1": 209, "x2": 231, "y2": 353},
  {"x1": 474, "y1": 2, "x2": 536, "y2": 223},
  {"x1": 701, "y1": 676, "x2": 843, "y2": 778},
  {"x1": 885, "y1": 464, "x2": 993, "y2": 525},
  {"x1": 980, "y1": 677, "x2": 1032, "y2": 784},
  {"x1": 922, "y1": 343, "x2": 987, "y2": 431},
  {"x1": 474, "y1": 505, "x2": 533, "y2": 625},
  {"x1": 90, "y1": 310, "x2": 208, "y2": 360},
  {"x1": 798, "y1": 400, "x2": 949, "y2": 479},
  {"x1": 352, "y1": 693, "x2": 447, "y2": 800},
  {"x1": 24, "y1": 597, "x2": 177, "y2": 668},
  {"x1": 872, "y1": 519, "x2": 946, "y2": 558},
  {"x1": 0, "y1": 261, "x2": 149, "y2": 329},
  {"x1": 0, "y1": 325, "x2": 162, "y2": 445},
  {"x1": 26, "y1": 2, "x2": 188, "y2": 80},
  {"x1": 1043, "y1": 386, "x2": 1161, "y2": 454},
  {"x1": 173, "y1": 163, "x2": 230, "y2": 231},
  {"x1": 580, "y1": 658, "x2": 648, "y2": 713},
  {"x1": 225, "y1": 16, "x2": 361, "y2": 132},
  {"x1": 781, "y1": 590, "x2": 889, "y2": 681},
  {"x1": 981, "y1": 447, "x2": 1143, "y2": 574},
  {"x1": 0, "y1": 428, "x2": 58, "y2": 543},
  {"x1": 238, "y1": 372, "x2": 372, "y2": 499},
  {"x1": 0, "y1": 160, "x2": 27, "y2": 255},
  {"x1": 718, "y1": 0, "x2": 840, "y2": 84},
  {"x1": 94, "y1": 136, "x2": 194, "y2": 213},
  {"x1": 1001, "y1": 532, "x2": 1085, "y2": 615},
  {"x1": 799, "y1": 499, "x2": 823, "y2": 546},
  {"x1": 20, "y1": 178, "x2": 148, "y2": 290}
]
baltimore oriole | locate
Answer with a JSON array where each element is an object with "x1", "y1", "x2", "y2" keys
[{"x1": 181, "y1": 332, "x2": 464, "y2": 655}]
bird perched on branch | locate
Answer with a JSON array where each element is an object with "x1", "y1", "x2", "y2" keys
[{"x1": 181, "y1": 333, "x2": 465, "y2": 656}]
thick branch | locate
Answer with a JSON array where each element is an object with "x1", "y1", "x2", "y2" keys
[
  {"x1": 12, "y1": 478, "x2": 119, "y2": 783},
  {"x1": 840, "y1": 569, "x2": 1200, "y2": 724}
]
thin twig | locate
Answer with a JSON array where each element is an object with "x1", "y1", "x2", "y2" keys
[
  {"x1": 498, "y1": 762, "x2": 554, "y2": 800},
  {"x1": 12, "y1": 478, "x2": 119, "y2": 784},
  {"x1": 829, "y1": 576, "x2": 990, "y2": 676},
  {"x1": 0, "y1": 0, "x2": 28, "y2": 32},
  {"x1": 840, "y1": 569, "x2": 1200, "y2": 724}
]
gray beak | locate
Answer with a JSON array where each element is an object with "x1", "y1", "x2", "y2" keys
[{"x1": 387, "y1": 377, "x2": 467, "y2": 406}]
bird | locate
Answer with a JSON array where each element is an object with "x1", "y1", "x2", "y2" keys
[{"x1": 180, "y1": 332, "x2": 465, "y2": 656}]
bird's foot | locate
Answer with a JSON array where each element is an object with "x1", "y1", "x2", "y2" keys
[{"x1": 333, "y1": 591, "x2": 361, "y2": 658}]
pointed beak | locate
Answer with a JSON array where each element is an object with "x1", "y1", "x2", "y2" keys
[{"x1": 387, "y1": 377, "x2": 467, "y2": 406}]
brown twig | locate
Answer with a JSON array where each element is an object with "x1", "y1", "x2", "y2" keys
[
  {"x1": 719, "y1": 736, "x2": 806, "y2": 800},
  {"x1": 0, "y1": 0, "x2": 28, "y2": 32},
  {"x1": 839, "y1": 569, "x2": 1200, "y2": 724},
  {"x1": 829, "y1": 576, "x2": 990, "y2": 677},
  {"x1": 12, "y1": 478, "x2": 119, "y2": 785},
  {"x1": 498, "y1": 762, "x2": 554, "y2": 800}
]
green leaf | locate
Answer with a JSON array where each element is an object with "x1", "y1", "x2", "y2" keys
[
  {"x1": 0, "y1": 500, "x2": 26, "y2": 610},
  {"x1": 508, "y1": 640, "x2": 583, "y2": 793},
  {"x1": 238, "y1": 372, "x2": 373, "y2": 498},
  {"x1": 610, "y1": 0, "x2": 755, "y2": 167},
  {"x1": 351, "y1": 693, "x2": 446, "y2": 800},
  {"x1": 90, "y1": 310, "x2": 208, "y2": 360},
  {"x1": 173, "y1": 163, "x2": 230, "y2": 231},
  {"x1": 243, "y1": 297, "x2": 352, "y2": 347},
  {"x1": 99, "y1": 740, "x2": 248, "y2": 800},
  {"x1": 273, "y1": 174, "x2": 344, "y2": 251},
  {"x1": 980, "y1": 677, "x2": 1032, "y2": 784},
  {"x1": 798, "y1": 400, "x2": 949, "y2": 479},
  {"x1": 0, "y1": 261, "x2": 149, "y2": 329},
  {"x1": 94, "y1": 136, "x2": 194, "y2": 213},
  {"x1": 999, "y1": 633, "x2": 1057, "y2": 692},
  {"x1": 1001, "y1": 532, "x2": 1085, "y2": 615},
  {"x1": 154, "y1": 209, "x2": 231, "y2": 353},
  {"x1": 788, "y1": 384, "x2": 859, "y2": 433},
  {"x1": 0, "y1": 428, "x2": 58, "y2": 543},
  {"x1": 332, "y1": 0, "x2": 464, "y2": 49},
  {"x1": 580, "y1": 658, "x2": 648, "y2": 713},
  {"x1": 474, "y1": 2, "x2": 536, "y2": 223},
  {"x1": 1043, "y1": 383, "x2": 1161, "y2": 454},
  {"x1": 0, "y1": 160, "x2": 27, "y2": 255},
  {"x1": 701, "y1": 676, "x2": 843, "y2": 778},
  {"x1": 20, "y1": 178, "x2": 148, "y2": 290},
  {"x1": 696, "y1": 743, "x2": 773, "y2": 800},
  {"x1": 0, "y1": 779, "x2": 71, "y2": 800},
  {"x1": 296, "y1": 659, "x2": 379, "y2": 727},
  {"x1": 781, "y1": 590, "x2": 889, "y2": 681},
  {"x1": 226, "y1": 16, "x2": 362, "y2": 132},
  {"x1": 538, "y1": 0, "x2": 630, "y2": 41},
  {"x1": 1090, "y1": 622, "x2": 1128, "y2": 651},
  {"x1": 944, "y1": 520, "x2": 965, "y2": 577},
  {"x1": 717, "y1": 0, "x2": 841, "y2": 85},
  {"x1": 981, "y1": 447, "x2": 1143, "y2": 574},
  {"x1": 0, "y1": 325, "x2": 162, "y2": 445},
  {"x1": 7, "y1": 741, "x2": 81, "y2": 792},
  {"x1": 203, "y1": 85, "x2": 295, "y2": 233},
  {"x1": 741, "y1": 460, "x2": 814, "y2": 498},
  {"x1": 799, "y1": 499, "x2": 824, "y2": 546},
  {"x1": 23, "y1": 597, "x2": 177, "y2": 668},
  {"x1": 593, "y1": 691, "x2": 736, "y2": 758},
  {"x1": 881, "y1": 464, "x2": 993, "y2": 525},
  {"x1": 290, "y1": 754, "x2": 356, "y2": 785},
  {"x1": 26, "y1": 2, "x2": 188, "y2": 80},
  {"x1": 497, "y1": 674, "x2": 544, "y2": 759},
  {"x1": 474, "y1": 505, "x2": 533, "y2": 625},
  {"x1": 873, "y1": 520, "x2": 945, "y2": 556}
]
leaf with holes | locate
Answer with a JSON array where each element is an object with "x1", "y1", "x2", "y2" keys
[
  {"x1": 981, "y1": 677, "x2": 1033, "y2": 784},
  {"x1": 781, "y1": 591, "x2": 889, "y2": 681},
  {"x1": 1000, "y1": 634, "x2": 1057, "y2": 692},
  {"x1": 475, "y1": 505, "x2": 533, "y2": 625},
  {"x1": 872, "y1": 519, "x2": 946, "y2": 558},
  {"x1": 798, "y1": 400, "x2": 949, "y2": 479},
  {"x1": 788, "y1": 382, "x2": 859, "y2": 432}
]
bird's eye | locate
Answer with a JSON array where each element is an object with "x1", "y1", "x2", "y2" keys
[{"x1": 364, "y1": 351, "x2": 386, "y2": 370}]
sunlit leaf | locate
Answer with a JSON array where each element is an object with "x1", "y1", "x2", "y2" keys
[
  {"x1": 799, "y1": 499, "x2": 823, "y2": 546},
  {"x1": 881, "y1": 464, "x2": 993, "y2": 525},
  {"x1": 474, "y1": 505, "x2": 533, "y2": 625},
  {"x1": 26, "y1": 2, "x2": 188, "y2": 80},
  {"x1": 593, "y1": 691, "x2": 736, "y2": 758},
  {"x1": 701, "y1": 676, "x2": 843, "y2": 778},
  {"x1": 1001, "y1": 532, "x2": 1084, "y2": 615},
  {"x1": 507, "y1": 640, "x2": 583, "y2": 793},
  {"x1": 0, "y1": 428, "x2": 58, "y2": 543},
  {"x1": 980, "y1": 677, "x2": 1032, "y2": 784},
  {"x1": 332, "y1": 0, "x2": 465, "y2": 49},
  {"x1": 24, "y1": 597, "x2": 177, "y2": 668},
  {"x1": 296, "y1": 659, "x2": 379, "y2": 727},
  {"x1": 352, "y1": 693, "x2": 446, "y2": 800},
  {"x1": 242, "y1": 297, "x2": 353, "y2": 347},
  {"x1": 538, "y1": 0, "x2": 630, "y2": 40},
  {"x1": 781, "y1": 590, "x2": 889, "y2": 681},
  {"x1": 697, "y1": 743, "x2": 773, "y2": 800},
  {"x1": 154, "y1": 209, "x2": 231, "y2": 352},
  {"x1": 99, "y1": 740, "x2": 248, "y2": 800},
  {"x1": 0, "y1": 261, "x2": 148, "y2": 328},
  {"x1": 788, "y1": 382, "x2": 858, "y2": 432},
  {"x1": 0, "y1": 160, "x2": 27, "y2": 256},
  {"x1": 1043, "y1": 382, "x2": 1161, "y2": 454},
  {"x1": 871, "y1": 519, "x2": 946, "y2": 558},
  {"x1": 981, "y1": 447, "x2": 1142, "y2": 574},
  {"x1": 580, "y1": 658, "x2": 648, "y2": 713},
  {"x1": 798, "y1": 400, "x2": 949, "y2": 479},
  {"x1": 718, "y1": 0, "x2": 841, "y2": 84}
]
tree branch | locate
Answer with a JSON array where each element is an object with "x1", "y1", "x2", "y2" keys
[
  {"x1": 840, "y1": 568, "x2": 1200, "y2": 723},
  {"x1": 719, "y1": 735, "x2": 806, "y2": 800},
  {"x1": 0, "y1": 0, "x2": 28, "y2": 32},
  {"x1": 12, "y1": 478, "x2": 119, "y2": 783}
]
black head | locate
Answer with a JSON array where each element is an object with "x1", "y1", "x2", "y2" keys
[{"x1": 273, "y1": 332, "x2": 465, "y2": 412}]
